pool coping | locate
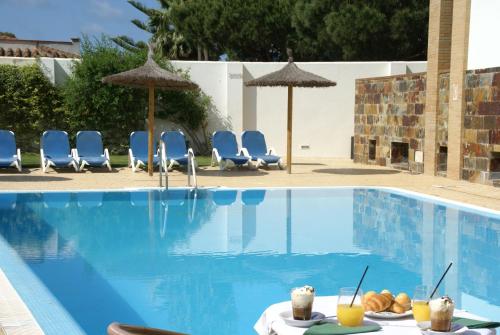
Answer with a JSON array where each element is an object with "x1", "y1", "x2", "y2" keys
[{"x1": 0, "y1": 186, "x2": 498, "y2": 335}]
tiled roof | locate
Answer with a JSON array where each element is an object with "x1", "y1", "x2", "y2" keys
[{"x1": 0, "y1": 45, "x2": 79, "y2": 58}]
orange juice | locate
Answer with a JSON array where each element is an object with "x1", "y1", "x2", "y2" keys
[
  {"x1": 337, "y1": 304, "x2": 364, "y2": 327},
  {"x1": 413, "y1": 301, "x2": 431, "y2": 322}
]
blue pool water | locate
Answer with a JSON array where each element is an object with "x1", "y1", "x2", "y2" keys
[{"x1": 0, "y1": 188, "x2": 499, "y2": 335}]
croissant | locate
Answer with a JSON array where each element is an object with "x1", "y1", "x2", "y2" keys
[
  {"x1": 389, "y1": 301, "x2": 406, "y2": 314},
  {"x1": 395, "y1": 293, "x2": 411, "y2": 311},
  {"x1": 363, "y1": 293, "x2": 392, "y2": 312}
]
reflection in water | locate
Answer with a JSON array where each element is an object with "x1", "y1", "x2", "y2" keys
[{"x1": 0, "y1": 188, "x2": 498, "y2": 335}]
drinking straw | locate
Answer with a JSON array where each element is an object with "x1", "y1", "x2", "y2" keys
[
  {"x1": 429, "y1": 262, "x2": 453, "y2": 300},
  {"x1": 350, "y1": 265, "x2": 369, "y2": 307}
]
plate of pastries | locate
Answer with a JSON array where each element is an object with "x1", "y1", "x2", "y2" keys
[{"x1": 363, "y1": 289, "x2": 413, "y2": 319}]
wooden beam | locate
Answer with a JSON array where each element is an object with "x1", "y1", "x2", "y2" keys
[
  {"x1": 287, "y1": 86, "x2": 293, "y2": 174},
  {"x1": 148, "y1": 85, "x2": 155, "y2": 176}
]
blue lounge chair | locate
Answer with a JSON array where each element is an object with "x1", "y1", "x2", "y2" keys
[
  {"x1": 40, "y1": 130, "x2": 78, "y2": 173},
  {"x1": 211, "y1": 131, "x2": 250, "y2": 170},
  {"x1": 0, "y1": 130, "x2": 21, "y2": 172},
  {"x1": 129, "y1": 131, "x2": 160, "y2": 172},
  {"x1": 160, "y1": 130, "x2": 196, "y2": 171},
  {"x1": 241, "y1": 130, "x2": 283, "y2": 169},
  {"x1": 74, "y1": 131, "x2": 111, "y2": 171}
]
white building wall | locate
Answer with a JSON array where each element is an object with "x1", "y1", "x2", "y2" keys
[
  {"x1": 172, "y1": 60, "x2": 426, "y2": 157},
  {"x1": 468, "y1": 0, "x2": 500, "y2": 70}
]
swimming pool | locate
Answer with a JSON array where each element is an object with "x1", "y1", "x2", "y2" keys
[{"x1": 0, "y1": 187, "x2": 499, "y2": 334}]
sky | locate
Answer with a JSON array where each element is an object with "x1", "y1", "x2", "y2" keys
[{"x1": 0, "y1": 0, "x2": 159, "y2": 43}]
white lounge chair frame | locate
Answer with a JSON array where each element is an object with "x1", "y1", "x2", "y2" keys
[
  {"x1": 72, "y1": 148, "x2": 111, "y2": 172},
  {"x1": 40, "y1": 131, "x2": 79, "y2": 173},
  {"x1": 240, "y1": 146, "x2": 284, "y2": 169},
  {"x1": 40, "y1": 148, "x2": 79, "y2": 173},
  {"x1": 0, "y1": 131, "x2": 22, "y2": 172},
  {"x1": 211, "y1": 131, "x2": 251, "y2": 171},
  {"x1": 160, "y1": 131, "x2": 198, "y2": 172},
  {"x1": 129, "y1": 147, "x2": 160, "y2": 173}
]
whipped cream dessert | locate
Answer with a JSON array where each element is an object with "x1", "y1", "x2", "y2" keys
[
  {"x1": 429, "y1": 296, "x2": 455, "y2": 331},
  {"x1": 429, "y1": 296, "x2": 454, "y2": 314},
  {"x1": 291, "y1": 286, "x2": 315, "y2": 307}
]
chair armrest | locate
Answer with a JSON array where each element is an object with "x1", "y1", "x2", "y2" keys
[
  {"x1": 187, "y1": 148, "x2": 196, "y2": 157},
  {"x1": 161, "y1": 142, "x2": 166, "y2": 161},
  {"x1": 17, "y1": 148, "x2": 21, "y2": 160},
  {"x1": 240, "y1": 148, "x2": 250, "y2": 158},
  {"x1": 104, "y1": 148, "x2": 110, "y2": 160},
  {"x1": 212, "y1": 148, "x2": 220, "y2": 165},
  {"x1": 267, "y1": 147, "x2": 276, "y2": 155}
]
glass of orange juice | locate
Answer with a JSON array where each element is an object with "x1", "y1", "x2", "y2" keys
[
  {"x1": 337, "y1": 287, "x2": 364, "y2": 327},
  {"x1": 413, "y1": 285, "x2": 431, "y2": 322}
]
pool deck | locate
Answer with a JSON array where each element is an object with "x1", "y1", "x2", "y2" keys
[{"x1": 1, "y1": 158, "x2": 499, "y2": 211}]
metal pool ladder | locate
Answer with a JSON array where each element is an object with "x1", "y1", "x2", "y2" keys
[{"x1": 159, "y1": 149, "x2": 197, "y2": 189}]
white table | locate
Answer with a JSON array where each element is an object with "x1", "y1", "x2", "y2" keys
[{"x1": 254, "y1": 296, "x2": 496, "y2": 335}]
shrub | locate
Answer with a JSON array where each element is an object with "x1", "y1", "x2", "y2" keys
[{"x1": 0, "y1": 63, "x2": 65, "y2": 151}]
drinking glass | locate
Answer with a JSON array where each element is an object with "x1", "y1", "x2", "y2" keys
[
  {"x1": 337, "y1": 287, "x2": 364, "y2": 327},
  {"x1": 412, "y1": 285, "x2": 431, "y2": 322}
]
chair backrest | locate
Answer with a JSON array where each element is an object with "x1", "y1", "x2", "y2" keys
[
  {"x1": 161, "y1": 131, "x2": 187, "y2": 158},
  {"x1": 213, "y1": 131, "x2": 238, "y2": 156},
  {"x1": 41, "y1": 130, "x2": 71, "y2": 158},
  {"x1": 130, "y1": 131, "x2": 155, "y2": 157},
  {"x1": 0, "y1": 130, "x2": 16, "y2": 157},
  {"x1": 76, "y1": 131, "x2": 104, "y2": 157},
  {"x1": 242, "y1": 130, "x2": 268, "y2": 156}
]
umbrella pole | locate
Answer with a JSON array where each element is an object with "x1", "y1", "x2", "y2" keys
[
  {"x1": 287, "y1": 86, "x2": 293, "y2": 174},
  {"x1": 148, "y1": 85, "x2": 155, "y2": 176}
]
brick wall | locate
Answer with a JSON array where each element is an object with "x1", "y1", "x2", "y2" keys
[{"x1": 354, "y1": 66, "x2": 500, "y2": 184}]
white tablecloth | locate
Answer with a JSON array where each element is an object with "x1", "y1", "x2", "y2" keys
[{"x1": 254, "y1": 296, "x2": 496, "y2": 335}]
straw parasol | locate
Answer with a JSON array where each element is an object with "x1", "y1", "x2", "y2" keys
[
  {"x1": 246, "y1": 49, "x2": 336, "y2": 173},
  {"x1": 102, "y1": 44, "x2": 198, "y2": 176}
]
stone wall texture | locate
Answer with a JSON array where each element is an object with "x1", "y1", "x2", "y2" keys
[
  {"x1": 354, "y1": 73, "x2": 427, "y2": 173},
  {"x1": 354, "y1": 66, "x2": 500, "y2": 184}
]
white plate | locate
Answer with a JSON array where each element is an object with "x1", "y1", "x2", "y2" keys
[
  {"x1": 365, "y1": 310, "x2": 413, "y2": 319},
  {"x1": 418, "y1": 322, "x2": 467, "y2": 334},
  {"x1": 279, "y1": 311, "x2": 325, "y2": 328}
]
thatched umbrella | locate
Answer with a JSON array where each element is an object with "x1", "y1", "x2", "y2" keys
[
  {"x1": 102, "y1": 45, "x2": 198, "y2": 176},
  {"x1": 246, "y1": 50, "x2": 336, "y2": 173}
]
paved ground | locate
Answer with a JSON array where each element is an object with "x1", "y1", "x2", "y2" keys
[{"x1": 1, "y1": 158, "x2": 499, "y2": 211}]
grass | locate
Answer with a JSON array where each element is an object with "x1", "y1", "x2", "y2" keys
[{"x1": 22, "y1": 153, "x2": 213, "y2": 168}]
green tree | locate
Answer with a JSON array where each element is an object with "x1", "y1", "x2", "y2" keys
[
  {"x1": 325, "y1": 0, "x2": 428, "y2": 61},
  {"x1": 0, "y1": 64, "x2": 65, "y2": 151},
  {"x1": 291, "y1": 0, "x2": 341, "y2": 61}
]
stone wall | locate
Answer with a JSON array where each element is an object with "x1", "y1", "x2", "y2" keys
[
  {"x1": 354, "y1": 73, "x2": 427, "y2": 173},
  {"x1": 462, "y1": 67, "x2": 500, "y2": 183},
  {"x1": 354, "y1": 66, "x2": 500, "y2": 185}
]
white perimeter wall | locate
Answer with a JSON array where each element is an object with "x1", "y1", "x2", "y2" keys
[
  {"x1": 172, "y1": 60, "x2": 426, "y2": 158},
  {"x1": 0, "y1": 56, "x2": 75, "y2": 85},
  {"x1": 468, "y1": 0, "x2": 500, "y2": 70}
]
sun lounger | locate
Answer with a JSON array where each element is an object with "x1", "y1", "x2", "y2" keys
[
  {"x1": 0, "y1": 130, "x2": 21, "y2": 172},
  {"x1": 74, "y1": 131, "x2": 111, "y2": 171},
  {"x1": 129, "y1": 131, "x2": 160, "y2": 172},
  {"x1": 241, "y1": 131, "x2": 283, "y2": 169},
  {"x1": 160, "y1": 130, "x2": 196, "y2": 171},
  {"x1": 40, "y1": 130, "x2": 78, "y2": 173},
  {"x1": 107, "y1": 322, "x2": 188, "y2": 335},
  {"x1": 211, "y1": 131, "x2": 250, "y2": 170}
]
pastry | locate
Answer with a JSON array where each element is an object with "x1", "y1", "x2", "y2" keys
[
  {"x1": 381, "y1": 289, "x2": 394, "y2": 299},
  {"x1": 364, "y1": 291, "x2": 377, "y2": 302},
  {"x1": 389, "y1": 301, "x2": 406, "y2": 314},
  {"x1": 363, "y1": 293, "x2": 392, "y2": 312},
  {"x1": 395, "y1": 293, "x2": 411, "y2": 311}
]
